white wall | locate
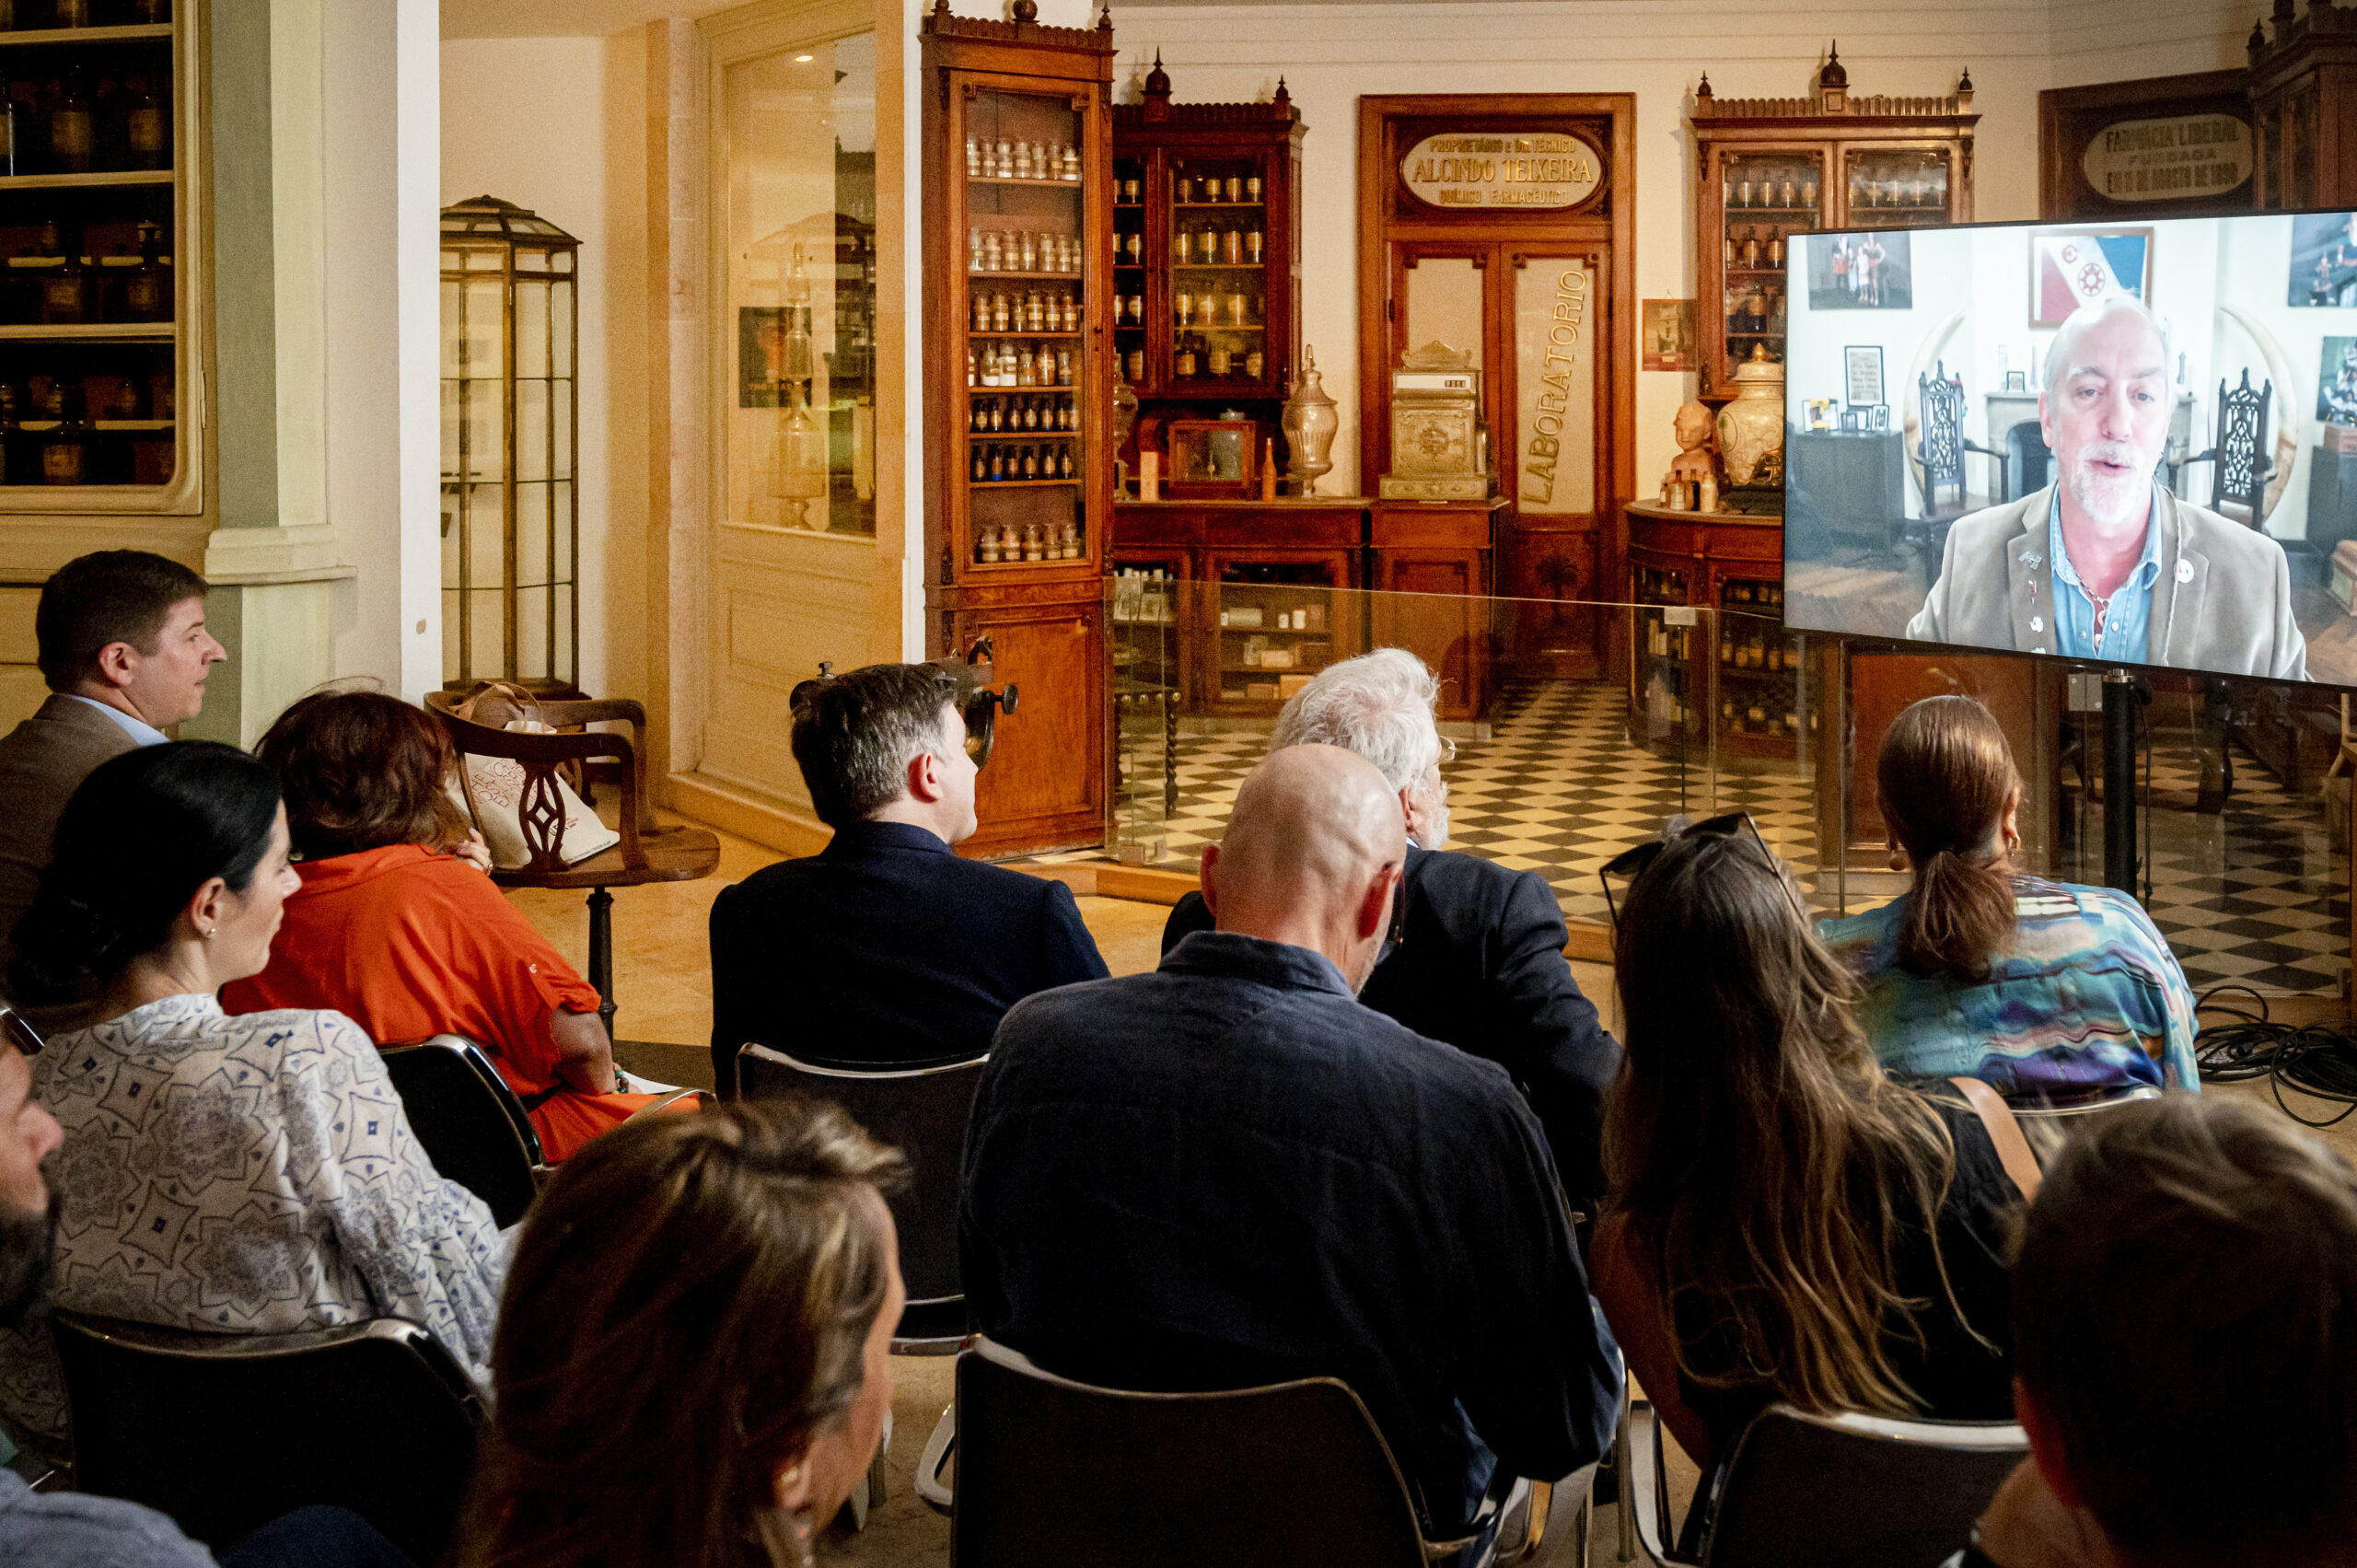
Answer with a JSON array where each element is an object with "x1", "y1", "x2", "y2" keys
[{"x1": 439, "y1": 35, "x2": 648, "y2": 702}]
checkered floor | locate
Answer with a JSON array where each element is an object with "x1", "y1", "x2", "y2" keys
[{"x1": 1101, "y1": 679, "x2": 2348, "y2": 998}]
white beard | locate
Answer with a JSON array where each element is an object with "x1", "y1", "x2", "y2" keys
[{"x1": 2065, "y1": 447, "x2": 2154, "y2": 529}]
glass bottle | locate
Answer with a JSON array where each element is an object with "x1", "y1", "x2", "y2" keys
[
  {"x1": 988, "y1": 446, "x2": 1005, "y2": 482},
  {"x1": 1020, "y1": 447, "x2": 1039, "y2": 480},
  {"x1": 122, "y1": 220, "x2": 167, "y2": 323},
  {"x1": 124, "y1": 73, "x2": 168, "y2": 171},
  {"x1": 991, "y1": 293, "x2": 1009, "y2": 332},
  {"x1": 50, "y1": 67, "x2": 93, "y2": 176},
  {"x1": 971, "y1": 444, "x2": 987, "y2": 482},
  {"x1": 966, "y1": 345, "x2": 977, "y2": 387},
  {"x1": 42, "y1": 383, "x2": 87, "y2": 485},
  {"x1": 1174, "y1": 336, "x2": 1197, "y2": 377},
  {"x1": 54, "y1": 0, "x2": 91, "y2": 28},
  {"x1": 41, "y1": 222, "x2": 84, "y2": 325}
]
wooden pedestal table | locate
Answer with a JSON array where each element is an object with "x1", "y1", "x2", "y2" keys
[{"x1": 428, "y1": 692, "x2": 723, "y2": 1043}]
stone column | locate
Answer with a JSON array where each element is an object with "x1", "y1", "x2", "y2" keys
[{"x1": 186, "y1": 0, "x2": 354, "y2": 747}]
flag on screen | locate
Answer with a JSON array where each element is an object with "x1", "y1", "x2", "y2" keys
[{"x1": 2038, "y1": 234, "x2": 2146, "y2": 321}]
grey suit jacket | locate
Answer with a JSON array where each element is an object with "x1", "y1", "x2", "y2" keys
[
  {"x1": 0, "y1": 694, "x2": 137, "y2": 999},
  {"x1": 1904, "y1": 484, "x2": 2309, "y2": 681}
]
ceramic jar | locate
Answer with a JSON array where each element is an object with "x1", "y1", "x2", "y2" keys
[{"x1": 1715, "y1": 347, "x2": 1785, "y2": 486}]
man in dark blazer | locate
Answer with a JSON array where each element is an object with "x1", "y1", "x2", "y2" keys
[
  {"x1": 710, "y1": 661, "x2": 1109, "y2": 1095},
  {"x1": 1162, "y1": 650, "x2": 1620, "y2": 1212},
  {"x1": 0, "y1": 552, "x2": 219, "y2": 1006}
]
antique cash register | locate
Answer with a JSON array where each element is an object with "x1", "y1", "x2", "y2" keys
[{"x1": 1378, "y1": 340, "x2": 1494, "y2": 501}]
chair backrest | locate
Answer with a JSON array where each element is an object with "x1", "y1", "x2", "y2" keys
[
  {"x1": 1916, "y1": 363, "x2": 1968, "y2": 510},
  {"x1": 50, "y1": 1311, "x2": 484, "y2": 1566},
  {"x1": 950, "y1": 1334, "x2": 1428, "y2": 1568},
  {"x1": 2003, "y1": 418, "x2": 2050, "y2": 499},
  {"x1": 1704, "y1": 1404, "x2": 2026, "y2": 1567},
  {"x1": 423, "y1": 689, "x2": 651, "y2": 873},
  {"x1": 380, "y1": 1035, "x2": 544, "y2": 1227},
  {"x1": 736, "y1": 1043, "x2": 982, "y2": 1305},
  {"x1": 2213, "y1": 368, "x2": 2273, "y2": 521},
  {"x1": 2009, "y1": 1083, "x2": 2162, "y2": 1168}
]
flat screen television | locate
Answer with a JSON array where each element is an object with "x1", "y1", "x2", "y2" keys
[{"x1": 1777, "y1": 211, "x2": 2357, "y2": 688}]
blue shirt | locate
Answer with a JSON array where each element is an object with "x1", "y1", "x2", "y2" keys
[
  {"x1": 59, "y1": 693, "x2": 168, "y2": 747},
  {"x1": 961, "y1": 931, "x2": 1622, "y2": 1536},
  {"x1": 2048, "y1": 486, "x2": 2162, "y2": 662},
  {"x1": 0, "y1": 1466, "x2": 215, "y2": 1568}
]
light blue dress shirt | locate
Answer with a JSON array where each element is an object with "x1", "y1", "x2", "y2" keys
[
  {"x1": 2048, "y1": 485, "x2": 2162, "y2": 663},
  {"x1": 60, "y1": 693, "x2": 168, "y2": 747}
]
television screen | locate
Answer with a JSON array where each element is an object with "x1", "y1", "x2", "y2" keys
[{"x1": 1777, "y1": 211, "x2": 2357, "y2": 687}]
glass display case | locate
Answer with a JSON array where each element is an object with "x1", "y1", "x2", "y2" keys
[
  {"x1": 0, "y1": 1, "x2": 193, "y2": 510},
  {"x1": 440, "y1": 196, "x2": 578, "y2": 694},
  {"x1": 1212, "y1": 559, "x2": 1341, "y2": 711},
  {"x1": 1690, "y1": 63, "x2": 1977, "y2": 399},
  {"x1": 1625, "y1": 503, "x2": 1807, "y2": 761}
]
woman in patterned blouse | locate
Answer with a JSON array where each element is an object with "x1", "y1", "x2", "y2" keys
[
  {"x1": 1816, "y1": 695, "x2": 2200, "y2": 1098},
  {"x1": 0, "y1": 741, "x2": 505, "y2": 1449}
]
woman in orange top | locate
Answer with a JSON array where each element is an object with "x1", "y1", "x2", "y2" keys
[{"x1": 224, "y1": 690, "x2": 679, "y2": 1161}]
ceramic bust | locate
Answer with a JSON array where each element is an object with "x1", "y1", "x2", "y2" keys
[{"x1": 1667, "y1": 400, "x2": 1721, "y2": 488}]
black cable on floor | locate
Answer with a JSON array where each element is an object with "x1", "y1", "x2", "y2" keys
[{"x1": 2195, "y1": 983, "x2": 2357, "y2": 1127}]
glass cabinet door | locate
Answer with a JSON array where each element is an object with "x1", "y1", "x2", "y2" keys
[
  {"x1": 1715, "y1": 150, "x2": 1820, "y2": 382},
  {"x1": 1841, "y1": 147, "x2": 1954, "y2": 226},
  {"x1": 1111, "y1": 149, "x2": 1148, "y2": 389},
  {"x1": 1167, "y1": 147, "x2": 1276, "y2": 393},
  {"x1": 958, "y1": 84, "x2": 1089, "y2": 567}
]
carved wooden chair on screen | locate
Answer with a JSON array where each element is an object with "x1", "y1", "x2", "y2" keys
[
  {"x1": 426, "y1": 691, "x2": 719, "y2": 1046},
  {"x1": 1916, "y1": 363, "x2": 2008, "y2": 517},
  {"x1": 2180, "y1": 368, "x2": 2274, "y2": 527}
]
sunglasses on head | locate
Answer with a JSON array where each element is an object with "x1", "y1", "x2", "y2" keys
[{"x1": 1598, "y1": 811, "x2": 1806, "y2": 930}]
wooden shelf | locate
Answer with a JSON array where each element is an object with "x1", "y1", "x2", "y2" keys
[
  {"x1": 0, "y1": 321, "x2": 172, "y2": 339},
  {"x1": 0, "y1": 23, "x2": 171, "y2": 45},
  {"x1": 965, "y1": 174, "x2": 1083, "y2": 187},
  {"x1": 970, "y1": 330, "x2": 1082, "y2": 339},
  {"x1": 0, "y1": 168, "x2": 171, "y2": 190},
  {"x1": 1171, "y1": 262, "x2": 1264, "y2": 272},
  {"x1": 966, "y1": 429, "x2": 1079, "y2": 439},
  {"x1": 965, "y1": 384, "x2": 1076, "y2": 395},
  {"x1": 967, "y1": 270, "x2": 1083, "y2": 281},
  {"x1": 967, "y1": 477, "x2": 1080, "y2": 488}
]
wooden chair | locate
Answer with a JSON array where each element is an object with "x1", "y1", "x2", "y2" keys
[
  {"x1": 50, "y1": 1312, "x2": 484, "y2": 1566},
  {"x1": 2181, "y1": 369, "x2": 2275, "y2": 526},
  {"x1": 424, "y1": 691, "x2": 720, "y2": 1040},
  {"x1": 1917, "y1": 362, "x2": 2007, "y2": 517}
]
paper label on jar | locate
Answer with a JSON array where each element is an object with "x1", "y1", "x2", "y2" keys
[{"x1": 42, "y1": 444, "x2": 82, "y2": 484}]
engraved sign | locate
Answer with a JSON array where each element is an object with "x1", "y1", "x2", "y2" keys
[
  {"x1": 1400, "y1": 131, "x2": 1602, "y2": 211},
  {"x1": 2079, "y1": 112, "x2": 2251, "y2": 204}
]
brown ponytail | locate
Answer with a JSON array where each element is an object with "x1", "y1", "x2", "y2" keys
[{"x1": 1878, "y1": 696, "x2": 2020, "y2": 981}]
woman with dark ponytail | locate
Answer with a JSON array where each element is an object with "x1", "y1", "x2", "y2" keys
[
  {"x1": 0, "y1": 742, "x2": 505, "y2": 1450},
  {"x1": 1817, "y1": 696, "x2": 2199, "y2": 1098}
]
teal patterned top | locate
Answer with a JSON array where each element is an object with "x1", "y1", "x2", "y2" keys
[{"x1": 1816, "y1": 876, "x2": 2200, "y2": 1098}]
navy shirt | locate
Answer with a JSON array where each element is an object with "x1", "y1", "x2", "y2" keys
[
  {"x1": 961, "y1": 931, "x2": 1623, "y2": 1535},
  {"x1": 708, "y1": 819, "x2": 1109, "y2": 1091},
  {"x1": 1163, "y1": 845, "x2": 1623, "y2": 1210}
]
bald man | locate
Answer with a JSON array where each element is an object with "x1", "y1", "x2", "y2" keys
[{"x1": 960, "y1": 747, "x2": 1621, "y2": 1548}]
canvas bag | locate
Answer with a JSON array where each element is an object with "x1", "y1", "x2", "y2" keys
[{"x1": 446, "y1": 681, "x2": 621, "y2": 869}]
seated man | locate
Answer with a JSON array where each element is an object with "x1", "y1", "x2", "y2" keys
[
  {"x1": 1162, "y1": 649, "x2": 1620, "y2": 1211},
  {"x1": 965, "y1": 745, "x2": 1620, "y2": 1544},
  {"x1": 1954, "y1": 1096, "x2": 2357, "y2": 1568},
  {"x1": 0, "y1": 1026, "x2": 409, "y2": 1568},
  {"x1": 0, "y1": 551, "x2": 220, "y2": 998},
  {"x1": 709, "y1": 661, "x2": 1108, "y2": 1093}
]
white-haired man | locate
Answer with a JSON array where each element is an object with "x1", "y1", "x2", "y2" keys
[
  {"x1": 1161, "y1": 648, "x2": 1621, "y2": 1213},
  {"x1": 1907, "y1": 296, "x2": 2306, "y2": 679}
]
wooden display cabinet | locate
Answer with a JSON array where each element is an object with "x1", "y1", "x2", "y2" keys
[
  {"x1": 922, "y1": 0, "x2": 1115, "y2": 857},
  {"x1": 0, "y1": 4, "x2": 195, "y2": 511},
  {"x1": 1110, "y1": 58, "x2": 1303, "y2": 474},
  {"x1": 1690, "y1": 52, "x2": 1977, "y2": 400},
  {"x1": 1624, "y1": 503, "x2": 1805, "y2": 760},
  {"x1": 2250, "y1": 5, "x2": 2357, "y2": 210}
]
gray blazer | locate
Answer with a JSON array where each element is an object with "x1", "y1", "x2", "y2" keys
[
  {"x1": 1905, "y1": 484, "x2": 2309, "y2": 681},
  {"x1": 0, "y1": 694, "x2": 137, "y2": 1007}
]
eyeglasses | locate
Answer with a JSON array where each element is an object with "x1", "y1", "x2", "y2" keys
[
  {"x1": 1436, "y1": 736, "x2": 1457, "y2": 766},
  {"x1": 1597, "y1": 812, "x2": 1806, "y2": 930},
  {"x1": 0, "y1": 1006, "x2": 45, "y2": 1058}
]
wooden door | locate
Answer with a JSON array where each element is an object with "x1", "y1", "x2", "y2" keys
[{"x1": 952, "y1": 595, "x2": 1107, "y2": 857}]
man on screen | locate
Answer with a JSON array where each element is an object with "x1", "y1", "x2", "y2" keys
[{"x1": 1907, "y1": 296, "x2": 2307, "y2": 680}]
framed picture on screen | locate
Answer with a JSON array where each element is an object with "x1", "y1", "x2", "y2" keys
[{"x1": 2029, "y1": 226, "x2": 2152, "y2": 327}]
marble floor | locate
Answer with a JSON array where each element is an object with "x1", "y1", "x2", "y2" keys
[{"x1": 1109, "y1": 678, "x2": 2351, "y2": 998}]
